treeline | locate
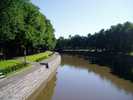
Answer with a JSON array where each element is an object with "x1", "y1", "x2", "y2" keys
[
  {"x1": 0, "y1": 0, "x2": 56, "y2": 58},
  {"x1": 56, "y1": 22, "x2": 133, "y2": 54}
]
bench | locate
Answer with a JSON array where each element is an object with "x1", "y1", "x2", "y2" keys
[{"x1": 40, "y1": 63, "x2": 49, "y2": 69}]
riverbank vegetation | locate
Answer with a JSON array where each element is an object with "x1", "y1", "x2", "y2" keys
[
  {"x1": 26, "y1": 51, "x2": 53, "y2": 62},
  {"x1": 0, "y1": 0, "x2": 56, "y2": 59},
  {"x1": 56, "y1": 22, "x2": 133, "y2": 81},
  {"x1": 0, "y1": 51, "x2": 53, "y2": 76},
  {"x1": 56, "y1": 22, "x2": 133, "y2": 54},
  {"x1": 0, "y1": 60, "x2": 26, "y2": 76}
]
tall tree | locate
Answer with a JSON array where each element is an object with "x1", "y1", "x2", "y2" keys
[{"x1": 0, "y1": 0, "x2": 56, "y2": 58}]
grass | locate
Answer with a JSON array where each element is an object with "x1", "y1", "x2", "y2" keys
[
  {"x1": 6, "y1": 64, "x2": 31, "y2": 77},
  {"x1": 0, "y1": 60, "x2": 26, "y2": 75},
  {"x1": 26, "y1": 51, "x2": 53, "y2": 62},
  {"x1": 0, "y1": 51, "x2": 53, "y2": 76}
]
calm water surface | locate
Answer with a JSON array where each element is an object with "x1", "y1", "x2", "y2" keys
[{"x1": 31, "y1": 55, "x2": 133, "y2": 100}]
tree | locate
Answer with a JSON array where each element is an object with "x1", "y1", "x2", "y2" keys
[
  {"x1": 56, "y1": 22, "x2": 133, "y2": 54},
  {"x1": 0, "y1": 0, "x2": 56, "y2": 59}
]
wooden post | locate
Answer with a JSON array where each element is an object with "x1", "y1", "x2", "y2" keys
[{"x1": 24, "y1": 48, "x2": 26, "y2": 65}]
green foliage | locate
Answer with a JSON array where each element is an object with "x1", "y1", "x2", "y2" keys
[
  {"x1": 26, "y1": 51, "x2": 53, "y2": 62},
  {"x1": 0, "y1": 59, "x2": 25, "y2": 75},
  {"x1": 0, "y1": 0, "x2": 56, "y2": 58},
  {"x1": 56, "y1": 22, "x2": 133, "y2": 53},
  {"x1": 0, "y1": 51, "x2": 53, "y2": 75}
]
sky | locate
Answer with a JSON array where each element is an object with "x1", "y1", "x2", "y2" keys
[{"x1": 31, "y1": 0, "x2": 133, "y2": 38}]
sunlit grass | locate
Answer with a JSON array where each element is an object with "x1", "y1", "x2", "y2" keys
[
  {"x1": 26, "y1": 51, "x2": 53, "y2": 62},
  {"x1": 0, "y1": 60, "x2": 25, "y2": 75},
  {"x1": 0, "y1": 51, "x2": 53, "y2": 76}
]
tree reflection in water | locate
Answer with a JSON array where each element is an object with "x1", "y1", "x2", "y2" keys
[
  {"x1": 61, "y1": 54, "x2": 133, "y2": 93},
  {"x1": 28, "y1": 75, "x2": 57, "y2": 100}
]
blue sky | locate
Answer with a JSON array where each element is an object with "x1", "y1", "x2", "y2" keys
[{"x1": 31, "y1": 0, "x2": 133, "y2": 38}]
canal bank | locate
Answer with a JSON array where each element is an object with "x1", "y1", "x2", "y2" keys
[
  {"x1": 0, "y1": 53, "x2": 61, "y2": 100},
  {"x1": 29, "y1": 54, "x2": 133, "y2": 100}
]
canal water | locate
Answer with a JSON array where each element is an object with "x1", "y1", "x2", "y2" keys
[{"x1": 30, "y1": 54, "x2": 133, "y2": 100}]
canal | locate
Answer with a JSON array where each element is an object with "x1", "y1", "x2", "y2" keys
[{"x1": 29, "y1": 54, "x2": 133, "y2": 100}]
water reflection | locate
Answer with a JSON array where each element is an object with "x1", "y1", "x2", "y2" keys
[
  {"x1": 61, "y1": 55, "x2": 133, "y2": 93},
  {"x1": 30, "y1": 54, "x2": 133, "y2": 100},
  {"x1": 28, "y1": 75, "x2": 57, "y2": 100},
  {"x1": 87, "y1": 54, "x2": 133, "y2": 81}
]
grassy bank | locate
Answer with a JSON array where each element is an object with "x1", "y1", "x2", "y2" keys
[
  {"x1": 0, "y1": 60, "x2": 26, "y2": 76},
  {"x1": 0, "y1": 51, "x2": 53, "y2": 76},
  {"x1": 26, "y1": 51, "x2": 53, "y2": 62}
]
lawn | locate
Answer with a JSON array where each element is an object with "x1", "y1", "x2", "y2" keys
[
  {"x1": 0, "y1": 51, "x2": 53, "y2": 76},
  {"x1": 0, "y1": 60, "x2": 25, "y2": 75},
  {"x1": 26, "y1": 51, "x2": 53, "y2": 62}
]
